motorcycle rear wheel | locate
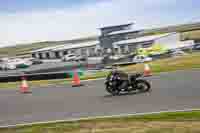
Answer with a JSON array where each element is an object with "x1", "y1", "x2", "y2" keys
[{"x1": 136, "y1": 79, "x2": 151, "y2": 92}]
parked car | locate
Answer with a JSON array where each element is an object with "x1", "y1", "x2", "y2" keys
[
  {"x1": 170, "y1": 50, "x2": 187, "y2": 57},
  {"x1": 22, "y1": 58, "x2": 33, "y2": 66},
  {"x1": 193, "y1": 43, "x2": 200, "y2": 50},
  {"x1": 0, "y1": 58, "x2": 33, "y2": 70},
  {"x1": 5, "y1": 63, "x2": 16, "y2": 70},
  {"x1": 11, "y1": 58, "x2": 31, "y2": 68},
  {"x1": 109, "y1": 55, "x2": 124, "y2": 60},
  {"x1": 62, "y1": 54, "x2": 77, "y2": 62},
  {"x1": 0, "y1": 62, "x2": 7, "y2": 70},
  {"x1": 74, "y1": 55, "x2": 86, "y2": 62},
  {"x1": 0, "y1": 60, "x2": 16, "y2": 70},
  {"x1": 132, "y1": 55, "x2": 152, "y2": 63}
]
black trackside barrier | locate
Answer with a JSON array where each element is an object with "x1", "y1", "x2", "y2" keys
[
  {"x1": 24, "y1": 63, "x2": 88, "y2": 74},
  {"x1": 0, "y1": 71, "x2": 71, "y2": 83},
  {"x1": 24, "y1": 63, "x2": 101, "y2": 74},
  {"x1": 0, "y1": 63, "x2": 104, "y2": 83}
]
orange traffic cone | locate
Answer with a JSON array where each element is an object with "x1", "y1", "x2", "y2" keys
[
  {"x1": 72, "y1": 71, "x2": 83, "y2": 87},
  {"x1": 144, "y1": 64, "x2": 152, "y2": 77},
  {"x1": 20, "y1": 76, "x2": 31, "y2": 93}
]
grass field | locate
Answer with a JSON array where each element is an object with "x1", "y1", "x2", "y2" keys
[
  {"x1": 1, "y1": 52, "x2": 200, "y2": 89},
  {"x1": 1, "y1": 110, "x2": 200, "y2": 133}
]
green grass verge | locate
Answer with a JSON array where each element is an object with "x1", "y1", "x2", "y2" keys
[
  {"x1": 122, "y1": 52, "x2": 200, "y2": 73},
  {"x1": 1, "y1": 110, "x2": 200, "y2": 133}
]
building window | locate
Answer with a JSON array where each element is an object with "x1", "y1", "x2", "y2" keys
[
  {"x1": 39, "y1": 53, "x2": 43, "y2": 59},
  {"x1": 70, "y1": 49, "x2": 75, "y2": 54},
  {"x1": 97, "y1": 49, "x2": 102, "y2": 56},
  {"x1": 32, "y1": 53, "x2": 36, "y2": 58},
  {"x1": 46, "y1": 52, "x2": 50, "y2": 59},
  {"x1": 114, "y1": 48, "x2": 119, "y2": 54},
  {"x1": 103, "y1": 48, "x2": 108, "y2": 54},
  {"x1": 81, "y1": 49, "x2": 87, "y2": 56},
  {"x1": 120, "y1": 46, "x2": 125, "y2": 54},
  {"x1": 128, "y1": 45, "x2": 137, "y2": 52},
  {"x1": 63, "y1": 50, "x2": 68, "y2": 55},
  {"x1": 55, "y1": 51, "x2": 60, "y2": 58},
  {"x1": 89, "y1": 47, "x2": 95, "y2": 56},
  {"x1": 124, "y1": 45, "x2": 129, "y2": 54}
]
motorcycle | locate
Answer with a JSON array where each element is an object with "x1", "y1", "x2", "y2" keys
[{"x1": 105, "y1": 72, "x2": 151, "y2": 96}]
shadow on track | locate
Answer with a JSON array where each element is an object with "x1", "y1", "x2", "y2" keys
[{"x1": 103, "y1": 89, "x2": 152, "y2": 98}]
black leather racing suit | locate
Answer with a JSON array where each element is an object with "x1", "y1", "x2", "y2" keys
[{"x1": 108, "y1": 70, "x2": 129, "y2": 91}]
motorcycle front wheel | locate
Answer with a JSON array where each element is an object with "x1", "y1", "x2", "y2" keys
[
  {"x1": 135, "y1": 79, "x2": 151, "y2": 92},
  {"x1": 106, "y1": 85, "x2": 120, "y2": 96}
]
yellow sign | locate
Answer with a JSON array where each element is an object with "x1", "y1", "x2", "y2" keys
[{"x1": 136, "y1": 43, "x2": 168, "y2": 56}]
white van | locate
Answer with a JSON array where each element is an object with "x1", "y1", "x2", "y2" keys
[
  {"x1": 0, "y1": 59, "x2": 16, "y2": 70},
  {"x1": 132, "y1": 55, "x2": 152, "y2": 63}
]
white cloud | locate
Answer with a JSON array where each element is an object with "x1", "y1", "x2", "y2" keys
[{"x1": 0, "y1": 0, "x2": 200, "y2": 47}]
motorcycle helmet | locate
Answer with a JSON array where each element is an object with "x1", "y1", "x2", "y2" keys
[{"x1": 112, "y1": 65, "x2": 118, "y2": 72}]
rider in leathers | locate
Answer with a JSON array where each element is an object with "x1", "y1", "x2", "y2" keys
[{"x1": 108, "y1": 65, "x2": 129, "y2": 91}]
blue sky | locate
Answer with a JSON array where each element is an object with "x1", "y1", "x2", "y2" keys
[
  {"x1": 0, "y1": 0, "x2": 100, "y2": 13},
  {"x1": 0, "y1": 0, "x2": 200, "y2": 47}
]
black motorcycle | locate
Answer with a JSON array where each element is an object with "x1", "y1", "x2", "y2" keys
[{"x1": 105, "y1": 72, "x2": 151, "y2": 96}]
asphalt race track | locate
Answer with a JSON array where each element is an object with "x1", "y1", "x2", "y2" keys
[{"x1": 0, "y1": 70, "x2": 200, "y2": 126}]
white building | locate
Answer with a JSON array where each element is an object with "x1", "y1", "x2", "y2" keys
[
  {"x1": 112, "y1": 32, "x2": 194, "y2": 54},
  {"x1": 30, "y1": 32, "x2": 194, "y2": 59},
  {"x1": 31, "y1": 40, "x2": 102, "y2": 59}
]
